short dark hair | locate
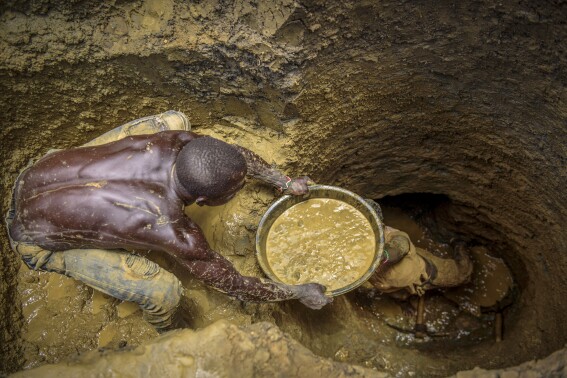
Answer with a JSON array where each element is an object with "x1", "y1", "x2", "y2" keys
[{"x1": 176, "y1": 136, "x2": 247, "y2": 198}]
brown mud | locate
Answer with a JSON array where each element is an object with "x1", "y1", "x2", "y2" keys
[{"x1": 1, "y1": 0, "x2": 566, "y2": 377}]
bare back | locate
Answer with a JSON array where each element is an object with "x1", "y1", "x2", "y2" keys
[{"x1": 10, "y1": 131, "x2": 197, "y2": 252}]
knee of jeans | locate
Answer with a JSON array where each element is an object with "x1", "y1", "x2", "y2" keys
[
  {"x1": 141, "y1": 272, "x2": 183, "y2": 332},
  {"x1": 165, "y1": 276, "x2": 183, "y2": 313},
  {"x1": 121, "y1": 254, "x2": 182, "y2": 308},
  {"x1": 136, "y1": 265, "x2": 182, "y2": 313},
  {"x1": 157, "y1": 271, "x2": 183, "y2": 312}
]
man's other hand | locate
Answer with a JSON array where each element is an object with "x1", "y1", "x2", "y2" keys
[
  {"x1": 296, "y1": 283, "x2": 333, "y2": 309},
  {"x1": 284, "y1": 176, "x2": 314, "y2": 196}
]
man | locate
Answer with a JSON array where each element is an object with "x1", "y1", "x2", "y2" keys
[
  {"x1": 6, "y1": 110, "x2": 331, "y2": 331},
  {"x1": 370, "y1": 224, "x2": 474, "y2": 301}
]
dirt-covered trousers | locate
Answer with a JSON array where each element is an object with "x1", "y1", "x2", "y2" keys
[{"x1": 5, "y1": 110, "x2": 190, "y2": 330}]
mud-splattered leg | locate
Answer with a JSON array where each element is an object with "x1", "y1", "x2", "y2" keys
[
  {"x1": 81, "y1": 110, "x2": 191, "y2": 147},
  {"x1": 63, "y1": 249, "x2": 183, "y2": 330},
  {"x1": 11, "y1": 241, "x2": 183, "y2": 331}
]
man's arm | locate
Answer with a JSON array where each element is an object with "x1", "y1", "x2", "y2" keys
[
  {"x1": 232, "y1": 145, "x2": 312, "y2": 195},
  {"x1": 374, "y1": 234, "x2": 411, "y2": 276},
  {"x1": 162, "y1": 219, "x2": 330, "y2": 309}
]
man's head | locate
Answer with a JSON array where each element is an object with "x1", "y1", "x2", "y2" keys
[{"x1": 176, "y1": 136, "x2": 246, "y2": 206}]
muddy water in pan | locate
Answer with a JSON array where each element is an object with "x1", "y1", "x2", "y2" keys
[{"x1": 265, "y1": 198, "x2": 376, "y2": 292}]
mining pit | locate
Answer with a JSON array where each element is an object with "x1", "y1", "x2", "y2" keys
[{"x1": 1, "y1": 1, "x2": 566, "y2": 377}]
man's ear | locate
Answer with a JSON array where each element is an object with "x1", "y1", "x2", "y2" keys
[{"x1": 196, "y1": 196, "x2": 208, "y2": 206}]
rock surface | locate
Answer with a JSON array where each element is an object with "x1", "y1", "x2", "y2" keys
[
  {"x1": 453, "y1": 348, "x2": 567, "y2": 378},
  {"x1": 11, "y1": 321, "x2": 386, "y2": 378},
  {"x1": 11, "y1": 321, "x2": 567, "y2": 378}
]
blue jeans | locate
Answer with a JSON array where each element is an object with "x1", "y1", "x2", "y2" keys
[{"x1": 6, "y1": 110, "x2": 190, "y2": 330}]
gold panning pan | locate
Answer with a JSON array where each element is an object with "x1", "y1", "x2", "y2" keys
[{"x1": 256, "y1": 185, "x2": 385, "y2": 297}]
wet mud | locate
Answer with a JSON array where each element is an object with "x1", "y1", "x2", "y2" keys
[
  {"x1": 1, "y1": 0, "x2": 566, "y2": 376},
  {"x1": 17, "y1": 261, "x2": 157, "y2": 370}
]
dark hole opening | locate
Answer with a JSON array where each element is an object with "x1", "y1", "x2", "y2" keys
[{"x1": 358, "y1": 192, "x2": 518, "y2": 348}]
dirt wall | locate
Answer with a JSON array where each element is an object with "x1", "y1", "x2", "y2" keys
[{"x1": 1, "y1": 0, "x2": 566, "y2": 376}]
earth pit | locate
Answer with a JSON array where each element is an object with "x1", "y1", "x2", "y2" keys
[{"x1": 1, "y1": 0, "x2": 565, "y2": 376}]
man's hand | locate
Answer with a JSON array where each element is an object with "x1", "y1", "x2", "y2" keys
[
  {"x1": 284, "y1": 176, "x2": 314, "y2": 196},
  {"x1": 295, "y1": 283, "x2": 333, "y2": 309}
]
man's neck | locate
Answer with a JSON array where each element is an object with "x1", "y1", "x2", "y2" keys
[{"x1": 172, "y1": 164, "x2": 195, "y2": 204}]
